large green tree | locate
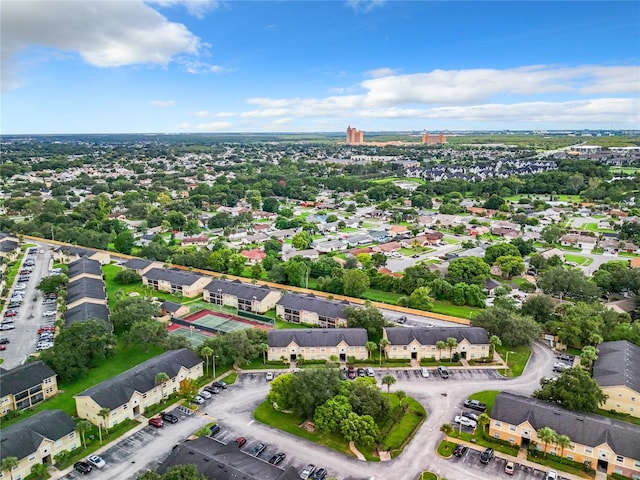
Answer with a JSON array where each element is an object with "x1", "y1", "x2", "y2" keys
[
  {"x1": 114, "y1": 230, "x2": 135, "y2": 254},
  {"x1": 340, "y1": 412, "x2": 380, "y2": 448},
  {"x1": 484, "y1": 243, "x2": 521, "y2": 265},
  {"x1": 520, "y1": 294, "x2": 556, "y2": 323},
  {"x1": 314, "y1": 394, "x2": 353, "y2": 433},
  {"x1": 111, "y1": 297, "x2": 160, "y2": 334},
  {"x1": 538, "y1": 266, "x2": 599, "y2": 301},
  {"x1": 445, "y1": 257, "x2": 491, "y2": 286},
  {"x1": 349, "y1": 381, "x2": 389, "y2": 422},
  {"x1": 472, "y1": 307, "x2": 543, "y2": 347},
  {"x1": 342, "y1": 269, "x2": 370, "y2": 297},
  {"x1": 533, "y1": 367, "x2": 608, "y2": 413},
  {"x1": 345, "y1": 303, "x2": 386, "y2": 342}
]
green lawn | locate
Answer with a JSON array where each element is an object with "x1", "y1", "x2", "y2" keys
[
  {"x1": 582, "y1": 223, "x2": 616, "y2": 234},
  {"x1": 362, "y1": 289, "x2": 402, "y2": 305},
  {"x1": 275, "y1": 319, "x2": 311, "y2": 329},
  {"x1": 0, "y1": 342, "x2": 167, "y2": 428},
  {"x1": 495, "y1": 345, "x2": 531, "y2": 377},
  {"x1": 467, "y1": 390, "x2": 500, "y2": 414},
  {"x1": 378, "y1": 395, "x2": 426, "y2": 455},
  {"x1": 563, "y1": 254, "x2": 592, "y2": 266},
  {"x1": 430, "y1": 301, "x2": 481, "y2": 319}
]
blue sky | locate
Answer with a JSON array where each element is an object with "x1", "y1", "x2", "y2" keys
[{"x1": 1, "y1": 0, "x2": 639, "y2": 134}]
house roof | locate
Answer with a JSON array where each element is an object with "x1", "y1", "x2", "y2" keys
[
  {"x1": 76, "y1": 349, "x2": 202, "y2": 409},
  {"x1": 240, "y1": 249, "x2": 266, "y2": 261},
  {"x1": 144, "y1": 267, "x2": 206, "y2": 286},
  {"x1": 0, "y1": 361, "x2": 56, "y2": 396},
  {"x1": 205, "y1": 279, "x2": 275, "y2": 302},
  {"x1": 485, "y1": 279, "x2": 502, "y2": 290},
  {"x1": 156, "y1": 436, "x2": 301, "y2": 480},
  {"x1": 66, "y1": 277, "x2": 107, "y2": 304},
  {"x1": 54, "y1": 245, "x2": 98, "y2": 258},
  {"x1": 64, "y1": 303, "x2": 110, "y2": 325},
  {"x1": 122, "y1": 258, "x2": 155, "y2": 270},
  {"x1": 67, "y1": 257, "x2": 102, "y2": 278},
  {"x1": 276, "y1": 293, "x2": 351, "y2": 319},
  {"x1": 593, "y1": 340, "x2": 640, "y2": 393},
  {"x1": 492, "y1": 392, "x2": 640, "y2": 460},
  {"x1": 160, "y1": 301, "x2": 184, "y2": 313},
  {"x1": 268, "y1": 328, "x2": 368, "y2": 348},
  {"x1": 0, "y1": 240, "x2": 19, "y2": 252},
  {"x1": 384, "y1": 326, "x2": 489, "y2": 346},
  {"x1": 0, "y1": 410, "x2": 76, "y2": 463}
]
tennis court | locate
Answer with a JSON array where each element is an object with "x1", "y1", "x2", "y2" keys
[
  {"x1": 167, "y1": 324, "x2": 215, "y2": 348},
  {"x1": 189, "y1": 312, "x2": 251, "y2": 333}
]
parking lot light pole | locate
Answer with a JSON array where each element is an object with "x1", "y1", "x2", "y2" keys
[
  {"x1": 504, "y1": 350, "x2": 515, "y2": 376},
  {"x1": 213, "y1": 355, "x2": 218, "y2": 379},
  {"x1": 459, "y1": 410, "x2": 463, "y2": 435}
]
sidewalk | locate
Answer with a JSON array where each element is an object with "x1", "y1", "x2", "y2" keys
[{"x1": 450, "y1": 437, "x2": 591, "y2": 480}]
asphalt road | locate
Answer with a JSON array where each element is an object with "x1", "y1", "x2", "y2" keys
[
  {"x1": 1, "y1": 245, "x2": 54, "y2": 369},
  {"x1": 56, "y1": 342, "x2": 556, "y2": 480}
]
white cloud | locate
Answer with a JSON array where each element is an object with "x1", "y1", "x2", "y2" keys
[
  {"x1": 147, "y1": 0, "x2": 219, "y2": 19},
  {"x1": 365, "y1": 67, "x2": 399, "y2": 78},
  {"x1": 346, "y1": 0, "x2": 386, "y2": 13},
  {"x1": 194, "y1": 121, "x2": 233, "y2": 130},
  {"x1": 151, "y1": 100, "x2": 176, "y2": 107},
  {"x1": 180, "y1": 60, "x2": 235, "y2": 75},
  {"x1": 1, "y1": 0, "x2": 201, "y2": 90},
  {"x1": 192, "y1": 110, "x2": 236, "y2": 117}
]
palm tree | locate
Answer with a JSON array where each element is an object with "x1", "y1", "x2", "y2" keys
[
  {"x1": 554, "y1": 433, "x2": 571, "y2": 458},
  {"x1": 366, "y1": 341, "x2": 377, "y2": 360},
  {"x1": 2, "y1": 457, "x2": 19, "y2": 480},
  {"x1": 76, "y1": 420, "x2": 91, "y2": 449},
  {"x1": 580, "y1": 345, "x2": 598, "y2": 370},
  {"x1": 30, "y1": 463, "x2": 48, "y2": 480},
  {"x1": 98, "y1": 407, "x2": 111, "y2": 435},
  {"x1": 381, "y1": 374, "x2": 396, "y2": 394},
  {"x1": 258, "y1": 343, "x2": 269, "y2": 365},
  {"x1": 477, "y1": 413, "x2": 490, "y2": 436},
  {"x1": 489, "y1": 335, "x2": 502, "y2": 358},
  {"x1": 200, "y1": 346, "x2": 213, "y2": 375},
  {"x1": 436, "y1": 340, "x2": 447, "y2": 361},
  {"x1": 446, "y1": 337, "x2": 458, "y2": 362},
  {"x1": 396, "y1": 390, "x2": 407, "y2": 411},
  {"x1": 155, "y1": 372, "x2": 170, "y2": 402},
  {"x1": 378, "y1": 338, "x2": 391, "y2": 366},
  {"x1": 440, "y1": 423, "x2": 453, "y2": 440},
  {"x1": 537, "y1": 426, "x2": 556, "y2": 457}
]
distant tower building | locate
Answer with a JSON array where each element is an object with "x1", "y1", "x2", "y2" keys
[
  {"x1": 346, "y1": 126, "x2": 364, "y2": 144},
  {"x1": 421, "y1": 132, "x2": 447, "y2": 145}
]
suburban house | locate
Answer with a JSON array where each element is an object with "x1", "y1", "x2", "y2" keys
[
  {"x1": 64, "y1": 302, "x2": 111, "y2": 326},
  {"x1": 0, "y1": 361, "x2": 58, "y2": 416},
  {"x1": 373, "y1": 241, "x2": 402, "y2": 254},
  {"x1": 0, "y1": 410, "x2": 80, "y2": 479},
  {"x1": 560, "y1": 234, "x2": 597, "y2": 252},
  {"x1": 282, "y1": 248, "x2": 320, "y2": 262},
  {"x1": 65, "y1": 277, "x2": 108, "y2": 310},
  {"x1": 593, "y1": 340, "x2": 640, "y2": 418},
  {"x1": 267, "y1": 328, "x2": 368, "y2": 363},
  {"x1": 74, "y1": 349, "x2": 203, "y2": 429},
  {"x1": 0, "y1": 232, "x2": 20, "y2": 260},
  {"x1": 382, "y1": 327, "x2": 490, "y2": 361},
  {"x1": 121, "y1": 258, "x2": 164, "y2": 275},
  {"x1": 160, "y1": 301, "x2": 190, "y2": 318},
  {"x1": 276, "y1": 293, "x2": 351, "y2": 328},
  {"x1": 142, "y1": 268, "x2": 211, "y2": 298},
  {"x1": 181, "y1": 235, "x2": 210, "y2": 247},
  {"x1": 203, "y1": 279, "x2": 281, "y2": 314},
  {"x1": 240, "y1": 249, "x2": 267, "y2": 264},
  {"x1": 66, "y1": 257, "x2": 103, "y2": 283},
  {"x1": 52, "y1": 245, "x2": 110, "y2": 264},
  {"x1": 489, "y1": 392, "x2": 640, "y2": 478},
  {"x1": 313, "y1": 239, "x2": 346, "y2": 253}
]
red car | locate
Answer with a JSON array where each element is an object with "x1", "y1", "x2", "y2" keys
[
  {"x1": 3, "y1": 310, "x2": 17, "y2": 317},
  {"x1": 235, "y1": 437, "x2": 247, "y2": 448},
  {"x1": 0, "y1": 345, "x2": 6, "y2": 351},
  {"x1": 148, "y1": 417, "x2": 163, "y2": 428}
]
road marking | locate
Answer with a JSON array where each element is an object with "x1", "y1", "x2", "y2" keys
[{"x1": 247, "y1": 420, "x2": 254, "y2": 426}]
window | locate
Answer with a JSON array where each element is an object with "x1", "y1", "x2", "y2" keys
[
  {"x1": 493, "y1": 433, "x2": 500, "y2": 438},
  {"x1": 44, "y1": 377, "x2": 52, "y2": 384},
  {"x1": 270, "y1": 347, "x2": 275, "y2": 352},
  {"x1": 567, "y1": 454, "x2": 574, "y2": 461},
  {"x1": 494, "y1": 421, "x2": 502, "y2": 427},
  {"x1": 616, "y1": 455, "x2": 624, "y2": 462},
  {"x1": 509, "y1": 425, "x2": 516, "y2": 431},
  {"x1": 585, "y1": 447, "x2": 592, "y2": 453},
  {"x1": 45, "y1": 388, "x2": 53, "y2": 394},
  {"x1": 68, "y1": 432, "x2": 75, "y2": 439},
  {"x1": 29, "y1": 455, "x2": 36, "y2": 462},
  {"x1": 143, "y1": 393, "x2": 147, "y2": 399}
]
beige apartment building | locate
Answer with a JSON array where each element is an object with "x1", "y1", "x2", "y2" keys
[
  {"x1": 382, "y1": 327, "x2": 490, "y2": 361},
  {"x1": 0, "y1": 362, "x2": 58, "y2": 416},
  {"x1": 593, "y1": 340, "x2": 640, "y2": 418},
  {"x1": 203, "y1": 279, "x2": 281, "y2": 314},
  {"x1": 74, "y1": 349, "x2": 202, "y2": 429},
  {"x1": 267, "y1": 328, "x2": 368, "y2": 363},
  {"x1": 275, "y1": 293, "x2": 351, "y2": 328},
  {"x1": 142, "y1": 268, "x2": 211, "y2": 298}
]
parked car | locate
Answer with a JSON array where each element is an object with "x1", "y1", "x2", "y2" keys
[
  {"x1": 3, "y1": 310, "x2": 17, "y2": 317},
  {"x1": 437, "y1": 366, "x2": 449, "y2": 379},
  {"x1": 310, "y1": 468, "x2": 327, "y2": 480},
  {"x1": 504, "y1": 461, "x2": 515, "y2": 475},
  {"x1": 160, "y1": 412, "x2": 179, "y2": 424},
  {"x1": 235, "y1": 436, "x2": 247, "y2": 448},
  {"x1": 553, "y1": 363, "x2": 570, "y2": 373},
  {"x1": 420, "y1": 367, "x2": 429, "y2": 378},
  {"x1": 199, "y1": 390, "x2": 212, "y2": 399},
  {"x1": 479, "y1": 447, "x2": 494, "y2": 464},
  {"x1": 209, "y1": 424, "x2": 220, "y2": 435},
  {"x1": 87, "y1": 455, "x2": 106, "y2": 469},
  {"x1": 0, "y1": 323, "x2": 16, "y2": 331},
  {"x1": 454, "y1": 415, "x2": 477, "y2": 428},
  {"x1": 462, "y1": 411, "x2": 479, "y2": 422},
  {"x1": 250, "y1": 442, "x2": 266, "y2": 457},
  {"x1": 300, "y1": 464, "x2": 316, "y2": 480},
  {"x1": 74, "y1": 461, "x2": 93, "y2": 475},
  {"x1": 0, "y1": 345, "x2": 6, "y2": 351},
  {"x1": 546, "y1": 471, "x2": 558, "y2": 480},
  {"x1": 357, "y1": 367, "x2": 365, "y2": 377},
  {"x1": 366, "y1": 367, "x2": 375, "y2": 377},
  {"x1": 453, "y1": 444, "x2": 468, "y2": 457},
  {"x1": 212, "y1": 381, "x2": 228, "y2": 389},
  {"x1": 347, "y1": 366, "x2": 356, "y2": 379},
  {"x1": 43, "y1": 310, "x2": 57, "y2": 317},
  {"x1": 396, "y1": 316, "x2": 407, "y2": 324},
  {"x1": 0, "y1": 338, "x2": 10, "y2": 345},
  {"x1": 464, "y1": 399, "x2": 487, "y2": 412},
  {"x1": 148, "y1": 417, "x2": 163, "y2": 428},
  {"x1": 268, "y1": 452, "x2": 286, "y2": 465},
  {"x1": 205, "y1": 385, "x2": 221, "y2": 394},
  {"x1": 265, "y1": 371, "x2": 274, "y2": 381},
  {"x1": 193, "y1": 395, "x2": 205, "y2": 404}
]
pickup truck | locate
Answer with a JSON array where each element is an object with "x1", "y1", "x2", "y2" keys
[{"x1": 464, "y1": 399, "x2": 487, "y2": 412}]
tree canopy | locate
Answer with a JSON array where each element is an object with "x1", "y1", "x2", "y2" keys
[{"x1": 533, "y1": 367, "x2": 608, "y2": 413}]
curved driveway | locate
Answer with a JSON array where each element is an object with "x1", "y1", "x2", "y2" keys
[{"x1": 204, "y1": 342, "x2": 555, "y2": 480}]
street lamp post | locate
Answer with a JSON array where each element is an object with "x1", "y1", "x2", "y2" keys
[
  {"x1": 504, "y1": 350, "x2": 515, "y2": 376},
  {"x1": 217, "y1": 289, "x2": 222, "y2": 311},
  {"x1": 213, "y1": 355, "x2": 218, "y2": 379},
  {"x1": 459, "y1": 409, "x2": 463, "y2": 435}
]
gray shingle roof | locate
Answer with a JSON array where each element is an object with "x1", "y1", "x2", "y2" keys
[
  {"x1": 68, "y1": 257, "x2": 102, "y2": 278},
  {"x1": 144, "y1": 267, "x2": 207, "y2": 286},
  {"x1": 268, "y1": 328, "x2": 368, "y2": 348},
  {"x1": 492, "y1": 392, "x2": 640, "y2": 460},
  {"x1": 593, "y1": 340, "x2": 640, "y2": 393},
  {"x1": 66, "y1": 277, "x2": 107, "y2": 304},
  {"x1": 0, "y1": 361, "x2": 56, "y2": 396},
  {"x1": 0, "y1": 240, "x2": 19, "y2": 252},
  {"x1": 75, "y1": 349, "x2": 202, "y2": 409},
  {"x1": 204, "y1": 279, "x2": 274, "y2": 302},
  {"x1": 64, "y1": 303, "x2": 110, "y2": 325},
  {"x1": 0, "y1": 410, "x2": 76, "y2": 462},
  {"x1": 384, "y1": 326, "x2": 489, "y2": 345},
  {"x1": 55, "y1": 245, "x2": 97, "y2": 258},
  {"x1": 122, "y1": 258, "x2": 154, "y2": 271},
  {"x1": 276, "y1": 293, "x2": 351, "y2": 319}
]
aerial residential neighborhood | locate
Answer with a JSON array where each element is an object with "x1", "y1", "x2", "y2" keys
[{"x1": 1, "y1": 129, "x2": 639, "y2": 480}]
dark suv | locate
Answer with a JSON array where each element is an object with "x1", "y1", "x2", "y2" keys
[
  {"x1": 74, "y1": 461, "x2": 93, "y2": 475},
  {"x1": 161, "y1": 412, "x2": 179, "y2": 423},
  {"x1": 453, "y1": 444, "x2": 468, "y2": 457},
  {"x1": 480, "y1": 447, "x2": 494, "y2": 464}
]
